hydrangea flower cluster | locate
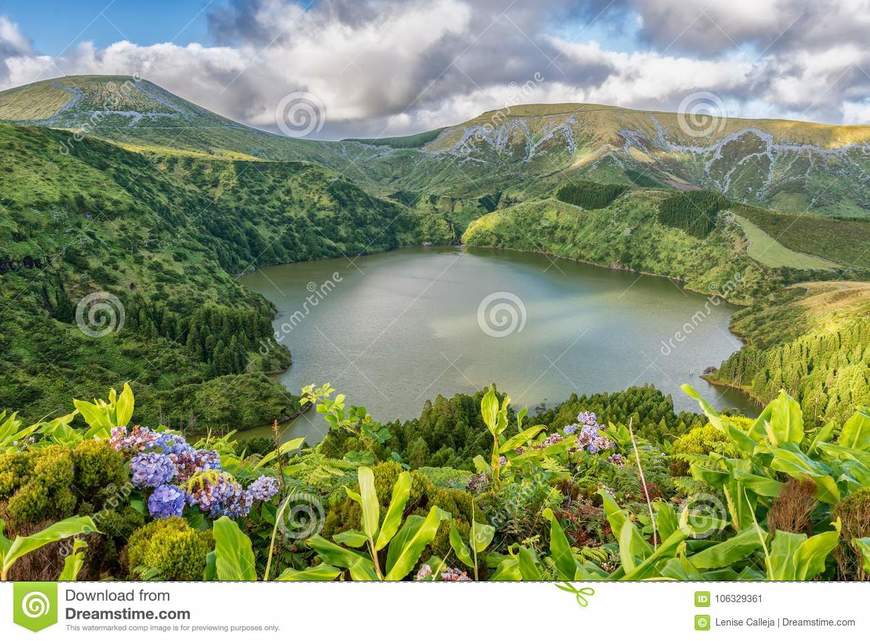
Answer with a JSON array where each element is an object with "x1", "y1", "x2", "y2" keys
[
  {"x1": 466, "y1": 472, "x2": 490, "y2": 494},
  {"x1": 111, "y1": 425, "x2": 280, "y2": 520},
  {"x1": 608, "y1": 453, "x2": 625, "y2": 466},
  {"x1": 441, "y1": 567, "x2": 472, "y2": 582},
  {"x1": 564, "y1": 411, "x2": 614, "y2": 454}
]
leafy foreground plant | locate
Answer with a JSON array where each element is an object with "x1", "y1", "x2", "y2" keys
[
  {"x1": 0, "y1": 516, "x2": 97, "y2": 580},
  {"x1": 291, "y1": 466, "x2": 450, "y2": 581}
]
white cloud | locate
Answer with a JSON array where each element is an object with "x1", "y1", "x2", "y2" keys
[{"x1": 0, "y1": 0, "x2": 868, "y2": 136}]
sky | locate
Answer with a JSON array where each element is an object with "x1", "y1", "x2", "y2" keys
[{"x1": 0, "y1": 0, "x2": 869, "y2": 138}]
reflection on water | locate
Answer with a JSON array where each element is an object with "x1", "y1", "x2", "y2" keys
[{"x1": 242, "y1": 246, "x2": 758, "y2": 443}]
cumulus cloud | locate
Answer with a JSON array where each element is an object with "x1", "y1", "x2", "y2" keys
[{"x1": 0, "y1": 0, "x2": 868, "y2": 136}]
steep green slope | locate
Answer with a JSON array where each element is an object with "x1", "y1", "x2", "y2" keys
[
  {"x1": 709, "y1": 281, "x2": 870, "y2": 423},
  {"x1": 2, "y1": 77, "x2": 868, "y2": 217},
  {"x1": 0, "y1": 122, "x2": 451, "y2": 428}
]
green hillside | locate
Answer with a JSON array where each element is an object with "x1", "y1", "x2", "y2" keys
[
  {"x1": 0, "y1": 122, "x2": 450, "y2": 428},
  {"x1": 2, "y1": 76, "x2": 868, "y2": 216}
]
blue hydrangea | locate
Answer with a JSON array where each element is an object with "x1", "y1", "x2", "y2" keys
[
  {"x1": 188, "y1": 472, "x2": 252, "y2": 518},
  {"x1": 152, "y1": 432, "x2": 193, "y2": 456},
  {"x1": 131, "y1": 452, "x2": 176, "y2": 488},
  {"x1": 246, "y1": 476, "x2": 280, "y2": 501},
  {"x1": 147, "y1": 484, "x2": 187, "y2": 518}
]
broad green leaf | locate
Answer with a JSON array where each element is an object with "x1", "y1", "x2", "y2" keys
[
  {"x1": 853, "y1": 537, "x2": 870, "y2": 574},
  {"x1": 654, "y1": 501, "x2": 679, "y2": 542},
  {"x1": 489, "y1": 557, "x2": 521, "y2": 581},
  {"x1": 276, "y1": 563, "x2": 341, "y2": 581},
  {"x1": 386, "y1": 515, "x2": 423, "y2": 573},
  {"x1": 622, "y1": 528, "x2": 687, "y2": 580},
  {"x1": 203, "y1": 551, "x2": 216, "y2": 581},
  {"x1": 333, "y1": 530, "x2": 368, "y2": 548},
  {"x1": 517, "y1": 547, "x2": 542, "y2": 580},
  {"x1": 472, "y1": 455, "x2": 491, "y2": 474},
  {"x1": 770, "y1": 444, "x2": 839, "y2": 503},
  {"x1": 809, "y1": 421, "x2": 836, "y2": 453},
  {"x1": 470, "y1": 521, "x2": 495, "y2": 554},
  {"x1": 58, "y1": 538, "x2": 88, "y2": 581},
  {"x1": 307, "y1": 535, "x2": 374, "y2": 574},
  {"x1": 768, "y1": 530, "x2": 804, "y2": 580},
  {"x1": 449, "y1": 522, "x2": 474, "y2": 568},
  {"x1": 375, "y1": 471, "x2": 411, "y2": 551},
  {"x1": 599, "y1": 488, "x2": 627, "y2": 539},
  {"x1": 499, "y1": 424, "x2": 546, "y2": 454},
  {"x1": 357, "y1": 466, "x2": 380, "y2": 541},
  {"x1": 681, "y1": 384, "x2": 725, "y2": 430},
  {"x1": 793, "y1": 520, "x2": 840, "y2": 580},
  {"x1": 687, "y1": 527, "x2": 765, "y2": 570},
  {"x1": 839, "y1": 408, "x2": 870, "y2": 451},
  {"x1": 213, "y1": 516, "x2": 257, "y2": 581},
  {"x1": 115, "y1": 382, "x2": 135, "y2": 427},
  {"x1": 480, "y1": 387, "x2": 499, "y2": 435},
  {"x1": 765, "y1": 390, "x2": 804, "y2": 446},
  {"x1": 543, "y1": 508, "x2": 577, "y2": 580},
  {"x1": 252, "y1": 437, "x2": 305, "y2": 470},
  {"x1": 3, "y1": 516, "x2": 98, "y2": 575},
  {"x1": 385, "y1": 506, "x2": 450, "y2": 581}
]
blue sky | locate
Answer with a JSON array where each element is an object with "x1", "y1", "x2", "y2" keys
[
  {"x1": 0, "y1": 1, "x2": 867, "y2": 136},
  {"x1": 1, "y1": 0, "x2": 218, "y2": 53}
]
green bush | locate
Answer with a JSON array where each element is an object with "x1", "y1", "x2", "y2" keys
[
  {"x1": 126, "y1": 517, "x2": 211, "y2": 580},
  {"x1": 71, "y1": 439, "x2": 127, "y2": 494},
  {"x1": 1, "y1": 446, "x2": 76, "y2": 527},
  {"x1": 670, "y1": 423, "x2": 740, "y2": 475}
]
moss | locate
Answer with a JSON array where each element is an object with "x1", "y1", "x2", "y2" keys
[{"x1": 126, "y1": 517, "x2": 211, "y2": 581}]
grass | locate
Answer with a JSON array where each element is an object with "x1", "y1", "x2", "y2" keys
[
  {"x1": 733, "y1": 204, "x2": 870, "y2": 270},
  {"x1": 733, "y1": 214, "x2": 841, "y2": 270}
]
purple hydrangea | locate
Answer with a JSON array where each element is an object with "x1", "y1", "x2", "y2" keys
[
  {"x1": 608, "y1": 453, "x2": 625, "y2": 466},
  {"x1": 147, "y1": 484, "x2": 188, "y2": 518},
  {"x1": 247, "y1": 475, "x2": 280, "y2": 501},
  {"x1": 535, "y1": 433, "x2": 564, "y2": 449},
  {"x1": 414, "y1": 564, "x2": 433, "y2": 581},
  {"x1": 466, "y1": 472, "x2": 489, "y2": 494},
  {"x1": 171, "y1": 448, "x2": 221, "y2": 483},
  {"x1": 577, "y1": 411, "x2": 599, "y2": 426},
  {"x1": 110, "y1": 425, "x2": 158, "y2": 454},
  {"x1": 187, "y1": 472, "x2": 252, "y2": 518},
  {"x1": 131, "y1": 452, "x2": 176, "y2": 488},
  {"x1": 441, "y1": 567, "x2": 472, "y2": 582}
]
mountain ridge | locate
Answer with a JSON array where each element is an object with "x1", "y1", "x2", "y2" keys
[{"x1": 1, "y1": 74, "x2": 868, "y2": 217}]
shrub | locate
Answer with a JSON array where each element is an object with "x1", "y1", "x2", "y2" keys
[
  {"x1": 2, "y1": 446, "x2": 76, "y2": 528},
  {"x1": 126, "y1": 517, "x2": 211, "y2": 580},
  {"x1": 833, "y1": 488, "x2": 870, "y2": 580},
  {"x1": 72, "y1": 439, "x2": 127, "y2": 494},
  {"x1": 670, "y1": 423, "x2": 738, "y2": 475},
  {"x1": 767, "y1": 478, "x2": 817, "y2": 535}
]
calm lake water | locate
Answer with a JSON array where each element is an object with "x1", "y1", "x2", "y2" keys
[{"x1": 242, "y1": 247, "x2": 756, "y2": 443}]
